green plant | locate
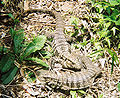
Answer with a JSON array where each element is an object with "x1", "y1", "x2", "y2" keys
[
  {"x1": 93, "y1": 0, "x2": 120, "y2": 47},
  {"x1": 8, "y1": 13, "x2": 19, "y2": 24},
  {"x1": 70, "y1": 90, "x2": 103, "y2": 97},
  {"x1": 118, "y1": 82, "x2": 120, "y2": 91},
  {"x1": 70, "y1": 90, "x2": 86, "y2": 97},
  {"x1": 0, "y1": 27, "x2": 48, "y2": 84},
  {"x1": 72, "y1": 0, "x2": 120, "y2": 72},
  {"x1": 91, "y1": 0, "x2": 120, "y2": 70},
  {"x1": 69, "y1": 0, "x2": 120, "y2": 74},
  {"x1": 70, "y1": 90, "x2": 77, "y2": 98},
  {"x1": 69, "y1": 16, "x2": 80, "y2": 37},
  {"x1": 98, "y1": 94, "x2": 103, "y2": 98}
]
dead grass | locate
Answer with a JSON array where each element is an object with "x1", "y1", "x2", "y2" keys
[{"x1": 0, "y1": 0, "x2": 120, "y2": 97}]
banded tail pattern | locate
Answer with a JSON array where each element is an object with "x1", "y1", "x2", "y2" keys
[
  {"x1": 52, "y1": 11, "x2": 71, "y2": 56},
  {"x1": 37, "y1": 69, "x2": 97, "y2": 90}
]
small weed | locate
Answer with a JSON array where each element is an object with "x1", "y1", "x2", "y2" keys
[
  {"x1": 91, "y1": 0, "x2": 120, "y2": 71},
  {"x1": 70, "y1": 90, "x2": 87, "y2": 97},
  {"x1": 8, "y1": 13, "x2": 19, "y2": 24},
  {"x1": 118, "y1": 82, "x2": 120, "y2": 91},
  {"x1": 98, "y1": 94, "x2": 103, "y2": 98},
  {"x1": 70, "y1": 90, "x2": 77, "y2": 98},
  {"x1": 0, "y1": 27, "x2": 48, "y2": 84},
  {"x1": 69, "y1": 16, "x2": 80, "y2": 37}
]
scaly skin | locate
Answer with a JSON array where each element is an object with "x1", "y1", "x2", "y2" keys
[
  {"x1": 21, "y1": 9, "x2": 101, "y2": 89},
  {"x1": 51, "y1": 11, "x2": 85, "y2": 70},
  {"x1": 36, "y1": 66, "x2": 99, "y2": 90}
]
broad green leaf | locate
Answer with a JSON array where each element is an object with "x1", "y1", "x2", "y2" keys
[
  {"x1": 77, "y1": 90, "x2": 86, "y2": 96},
  {"x1": 0, "y1": 46, "x2": 9, "y2": 54},
  {"x1": 59, "y1": 95, "x2": 65, "y2": 98},
  {"x1": 71, "y1": 25, "x2": 79, "y2": 37},
  {"x1": 118, "y1": 43, "x2": 120, "y2": 48},
  {"x1": 14, "y1": 19, "x2": 19, "y2": 24},
  {"x1": 22, "y1": 35, "x2": 46, "y2": 59},
  {"x1": 1, "y1": 66, "x2": 18, "y2": 84},
  {"x1": 13, "y1": 29, "x2": 24, "y2": 55},
  {"x1": 9, "y1": 28, "x2": 16, "y2": 39},
  {"x1": 1, "y1": 1, "x2": 5, "y2": 4},
  {"x1": 27, "y1": 76, "x2": 34, "y2": 82},
  {"x1": 0, "y1": 54, "x2": 15, "y2": 72},
  {"x1": 105, "y1": 22, "x2": 111, "y2": 29},
  {"x1": 77, "y1": 90, "x2": 86, "y2": 94},
  {"x1": 109, "y1": 0, "x2": 119, "y2": 6},
  {"x1": 70, "y1": 91, "x2": 77, "y2": 98},
  {"x1": 90, "y1": 37, "x2": 95, "y2": 43},
  {"x1": 40, "y1": 51, "x2": 52, "y2": 59},
  {"x1": 106, "y1": 6, "x2": 111, "y2": 15},
  {"x1": 25, "y1": 71, "x2": 36, "y2": 82},
  {"x1": 111, "y1": 9, "x2": 119, "y2": 17},
  {"x1": 97, "y1": 29, "x2": 108, "y2": 40},
  {"x1": 118, "y1": 0, "x2": 120, "y2": 3},
  {"x1": 111, "y1": 27, "x2": 119, "y2": 35},
  {"x1": 105, "y1": 37, "x2": 110, "y2": 48},
  {"x1": 70, "y1": 16, "x2": 80, "y2": 37},
  {"x1": 8, "y1": 13, "x2": 14, "y2": 19},
  {"x1": 104, "y1": 16, "x2": 116, "y2": 22},
  {"x1": 80, "y1": 39, "x2": 88, "y2": 47},
  {"x1": 115, "y1": 19, "x2": 120, "y2": 25},
  {"x1": 96, "y1": 4, "x2": 104, "y2": 13},
  {"x1": 94, "y1": 2, "x2": 110, "y2": 6},
  {"x1": 98, "y1": 94, "x2": 103, "y2": 98},
  {"x1": 25, "y1": 57, "x2": 49, "y2": 68},
  {"x1": 110, "y1": 15, "x2": 116, "y2": 21},
  {"x1": 118, "y1": 82, "x2": 120, "y2": 91},
  {"x1": 70, "y1": 16, "x2": 79, "y2": 25},
  {"x1": 117, "y1": 0, "x2": 120, "y2": 3}
]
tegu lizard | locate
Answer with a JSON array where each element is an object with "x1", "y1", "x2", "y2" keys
[{"x1": 19, "y1": 8, "x2": 101, "y2": 89}]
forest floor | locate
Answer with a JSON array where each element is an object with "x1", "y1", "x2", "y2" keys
[{"x1": 0, "y1": 0, "x2": 120, "y2": 98}]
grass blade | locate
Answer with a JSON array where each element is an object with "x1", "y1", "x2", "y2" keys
[{"x1": 26, "y1": 57, "x2": 49, "y2": 68}]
